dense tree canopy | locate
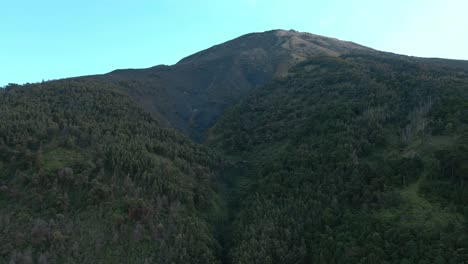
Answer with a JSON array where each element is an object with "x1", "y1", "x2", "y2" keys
[
  {"x1": 0, "y1": 80, "x2": 224, "y2": 263},
  {"x1": 209, "y1": 55, "x2": 468, "y2": 263},
  {"x1": 1, "y1": 53, "x2": 468, "y2": 264}
]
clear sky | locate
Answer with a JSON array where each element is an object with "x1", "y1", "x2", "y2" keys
[{"x1": 1, "y1": 0, "x2": 467, "y2": 86}]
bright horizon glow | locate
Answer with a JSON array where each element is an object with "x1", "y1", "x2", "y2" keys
[{"x1": 1, "y1": 0, "x2": 468, "y2": 86}]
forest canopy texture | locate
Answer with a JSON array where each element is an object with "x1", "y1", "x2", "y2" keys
[
  {"x1": 208, "y1": 55, "x2": 468, "y2": 263},
  {"x1": 1, "y1": 52, "x2": 468, "y2": 263},
  {"x1": 0, "y1": 81, "x2": 223, "y2": 263}
]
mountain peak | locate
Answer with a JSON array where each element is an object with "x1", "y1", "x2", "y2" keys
[{"x1": 177, "y1": 29, "x2": 372, "y2": 67}]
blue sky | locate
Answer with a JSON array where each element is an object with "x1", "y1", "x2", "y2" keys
[{"x1": 1, "y1": 0, "x2": 467, "y2": 86}]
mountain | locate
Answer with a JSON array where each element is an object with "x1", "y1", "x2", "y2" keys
[
  {"x1": 1, "y1": 30, "x2": 468, "y2": 263},
  {"x1": 85, "y1": 30, "x2": 373, "y2": 140}
]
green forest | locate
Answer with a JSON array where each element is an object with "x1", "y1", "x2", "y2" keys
[
  {"x1": 0, "y1": 81, "x2": 224, "y2": 263},
  {"x1": 1, "y1": 54, "x2": 468, "y2": 263},
  {"x1": 209, "y1": 55, "x2": 468, "y2": 263}
]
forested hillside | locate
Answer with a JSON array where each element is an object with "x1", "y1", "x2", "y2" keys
[
  {"x1": 1, "y1": 32, "x2": 468, "y2": 264},
  {"x1": 209, "y1": 55, "x2": 468, "y2": 263},
  {"x1": 0, "y1": 80, "x2": 224, "y2": 263}
]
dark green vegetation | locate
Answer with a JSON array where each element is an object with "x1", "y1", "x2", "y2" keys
[
  {"x1": 1, "y1": 30, "x2": 468, "y2": 263},
  {"x1": 209, "y1": 55, "x2": 468, "y2": 263},
  {"x1": 0, "y1": 81, "x2": 223, "y2": 263}
]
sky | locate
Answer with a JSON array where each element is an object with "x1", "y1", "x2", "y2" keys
[{"x1": 1, "y1": 0, "x2": 467, "y2": 86}]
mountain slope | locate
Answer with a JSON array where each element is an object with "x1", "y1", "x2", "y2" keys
[
  {"x1": 85, "y1": 30, "x2": 373, "y2": 140},
  {"x1": 208, "y1": 54, "x2": 468, "y2": 263},
  {"x1": 0, "y1": 80, "x2": 223, "y2": 263},
  {"x1": 2, "y1": 30, "x2": 468, "y2": 264}
]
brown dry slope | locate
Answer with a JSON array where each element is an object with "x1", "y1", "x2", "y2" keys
[{"x1": 85, "y1": 29, "x2": 373, "y2": 140}]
